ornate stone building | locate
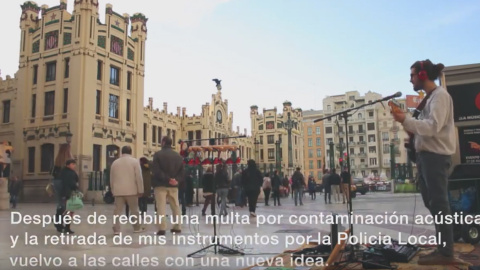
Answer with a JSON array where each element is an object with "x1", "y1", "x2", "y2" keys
[
  {"x1": 302, "y1": 110, "x2": 325, "y2": 181},
  {"x1": 250, "y1": 101, "x2": 304, "y2": 177},
  {"x1": 0, "y1": 0, "x2": 251, "y2": 201},
  {"x1": 322, "y1": 91, "x2": 409, "y2": 178}
]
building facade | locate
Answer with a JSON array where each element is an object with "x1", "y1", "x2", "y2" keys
[
  {"x1": 250, "y1": 101, "x2": 304, "y2": 177},
  {"x1": 0, "y1": 0, "x2": 252, "y2": 201},
  {"x1": 322, "y1": 91, "x2": 410, "y2": 179},
  {"x1": 302, "y1": 110, "x2": 324, "y2": 182}
]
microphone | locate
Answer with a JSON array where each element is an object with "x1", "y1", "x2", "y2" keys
[{"x1": 382, "y1": 91, "x2": 402, "y2": 100}]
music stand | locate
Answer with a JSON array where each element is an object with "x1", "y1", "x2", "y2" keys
[
  {"x1": 314, "y1": 92, "x2": 401, "y2": 269},
  {"x1": 187, "y1": 163, "x2": 244, "y2": 257}
]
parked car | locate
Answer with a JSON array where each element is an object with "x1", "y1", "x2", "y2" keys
[{"x1": 353, "y1": 178, "x2": 369, "y2": 195}]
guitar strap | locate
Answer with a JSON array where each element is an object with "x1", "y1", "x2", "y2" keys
[{"x1": 412, "y1": 88, "x2": 436, "y2": 119}]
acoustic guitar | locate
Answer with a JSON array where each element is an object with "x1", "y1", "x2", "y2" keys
[{"x1": 388, "y1": 100, "x2": 417, "y2": 163}]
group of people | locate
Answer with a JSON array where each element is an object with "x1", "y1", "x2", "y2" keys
[
  {"x1": 321, "y1": 168, "x2": 351, "y2": 204},
  {"x1": 41, "y1": 59, "x2": 455, "y2": 265}
]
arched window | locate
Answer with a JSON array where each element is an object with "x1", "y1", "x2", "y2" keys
[{"x1": 41, "y1": 143, "x2": 54, "y2": 172}]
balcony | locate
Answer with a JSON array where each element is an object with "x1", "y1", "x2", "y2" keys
[
  {"x1": 390, "y1": 126, "x2": 399, "y2": 132},
  {"x1": 336, "y1": 132, "x2": 345, "y2": 137},
  {"x1": 359, "y1": 164, "x2": 366, "y2": 169},
  {"x1": 358, "y1": 141, "x2": 366, "y2": 145},
  {"x1": 348, "y1": 141, "x2": 355, "y2": 146},
  {"x1": 349, "y1": 153, "x2": 356, "y2": 157},
  {"x1": 357, "y1": 130, "x2": 365, "y2": 135},
  {"x1": 358, "y1": 152, "x2": 367, "y2": 157},
  {"x1": 368, "y1": 140, "x2": 376, "y2": 144}
]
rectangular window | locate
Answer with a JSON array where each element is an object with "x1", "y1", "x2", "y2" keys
[
  {"x1": 172, "y1": 131, "x2": 176, "y2": 146},
  {"x1": 317, "y1": 160, "x2": 322, "y2": 169},
  {"x1": 308, "y1": 138, "x2": 312, "y2": 147},
  {"x1": 325, "y1": 127, "x2": 332, "y2": 134},
  {"x1": 267, "y1": 135, "x2": 274, "y2": 144},
  {"x1": 158, "y1": 127, "x2": 162, "y2": 143},
  {"x1": 143, "y1": 123, "x2": 147, "y2": 142},
  {"x1": 260, "y1": 149, "x2": 264, "y2": 160},
  {"x1": 368, "y1": 134, "x2": 376, "y2": 142},
  {"x1": 317, "y1": 149, "x2": 322, "y2": 157},
  {"x1": 152, "y1": 125, "x2": 157, "y2": 143},
  {"x1": 318, "y1": 171, "x2": 322, "y2": 180},
  {"x1": 44, "y1": 91, "x2": 55, "y2": 116},
  {"x1": 97, "y1": 60, "x2": 102, "y2": 80},
  {"x1": 127, "y1": 71, "x2": 132, "y2": 90},
  {"x1": 316, "y1": 127, "x2": 321, "y2": 135},
  {"x1": 126, "y1": 98, "x2": 131, "y2": 122},
  {"x1": 28, "y1": 147, "x2": 35, "y2": 173},
  {"x1": 46, "y1": 61, "x2": 56, "y2": 82},
  {"x1": 268, "y1": 148, "x2": 275, "y2": 160},
  {"x1": 349, "y1": 126, "x2": 354, "y2": 133},
  {"x1": 308, "y1": 149, "x2": 313, "y2": 158},
  {"x1": 108, "y1": 94, "x2": 119, "y2": 118},
  {"x1": 369, "y1": 146, "x2": 376, "y2": 153},
  {"x1": 369, "y1": 158, "x2": 377, "y2": 166},
  {"x1": 195, "y1": 130, "x2": 202, "y2": 146},
  {"x1": 383, "y1": 144, "x2": 390, "y2": 154},
  {"x1": 63, "y1": 88, "x2": 68, "y2": 114},
  {"x1": 31, "y1": 94, "x2": 36, "y2": 118},
  {"x1": 382, "y1": 132, "x2": 389, "y2": 141},
  {"x1": 307, "y1": 127, "x2": 312, "y2": 136},
  {"x1": 259, "y1": 136, "x2": 263, "y2": 144},
  {"x1": 316, "y1": 138, "x2": 321, "y2": 146},
  {"x1": 93, "y1": 144, "x2": 101, "y2": 171},
  {"x1": 33, "y1": 65, "x2": 38, "y2": 84},
  {"x1": 96, "y1": 90, "x2": 101, "y2": 115},
  {"x1": 309, "y1": 160, "x2": 313, "y2": 169},
  {"x1": 358, "y1": 125, "x2": 364, "y2": 132},
  {"x1": 2, "y1": 100, "x2": 11, "y2": 123},
  {"x1": 64, "y1": 58, "x2": 70, "y2": 78},
  {"x1": 40, "y1": 144, "x2": 54, "y2": 172},
  {"x1": 367, "y1": 123, "x2": 375, "y2": 130},
  {"x1": 110, "y1": 66, "x2": 120, "y2": 86},
  {"x1": 368, "y1": 111, "x2": 374, "y2": 118}
]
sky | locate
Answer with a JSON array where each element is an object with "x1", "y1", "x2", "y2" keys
[{"x1": 1, "y1": 0, "x2": 480, "y2": 134}]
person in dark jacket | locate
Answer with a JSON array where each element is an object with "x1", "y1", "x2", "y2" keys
[
  {"x1": 232, "y1": 169, "x2": 244, "y2": 207},
  {"x1": 58, "y1": 159, "x2": 79, "y2": 234},
  {"x1": 8, "y1": 176, "x2": 22, "y2": 208},
  {"x1": 322, "y1": 169, "x2": 331, "y2": 204},
  {"x1": 271, "y1": 170, "x2": 281, "y2": 206},
  {"x1": 185, "y1": 172, "x2": 194, "y2": 207},
  {"x1": 215, "y1": 163, "x2": 230, "y2": 216},
  {"x1": 139, "y1": 157, "x2": 151, "y2": 216},
  {"x1": 291, "y1": 167, "x2": 306, "y2": 206},
  {"x1": 201, "y1": 167, "x2": 214, "y2": 216},
  {"x1": 151, "y1": 136, "x2": 185, "y2": 235},
  {"x1": 241, "y1": 159, "x2": 262, "y2": 217},
  {"x1": 308, "y1": 177, "x2": 316, "y2": 200}
]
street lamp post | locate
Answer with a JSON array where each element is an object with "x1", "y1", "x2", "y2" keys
[
  {"x1": 275, "y1": 140, "x2": 282, "y2": 176},
  {"x1": 284, "y1": 112, "x2": 296, "y2": 176},
  {"x1": 253, "y1": 139, "x2": 260, "y2": 163},
  {"x1": 390, "y1": 141, "x2": 396, "y2": 180},
  {"x1": 329, "y1": 141, "x2": 335, "y2": 170}
]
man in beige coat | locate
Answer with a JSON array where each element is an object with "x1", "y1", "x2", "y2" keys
[{"x1": 110, "y1": 146, "x2": 144, "y2": 234}]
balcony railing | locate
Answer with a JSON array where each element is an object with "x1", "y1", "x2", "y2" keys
[
  {"x1": 358, "y1": 152, "x2": 367, "y2": 157},
  {"x1": 358, "y1": 141, "x2": 366, "y2": 145},
  {"x1": 357, "y1": 130, "x2": 365, "y2": 134},
  {"x1": 349, "y1": 141, "x2": 355, "y2": 146}
]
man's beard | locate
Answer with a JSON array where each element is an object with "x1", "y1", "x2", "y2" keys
[{"x1": 413, "y1": 82, "x2": 424, "y2": 92}]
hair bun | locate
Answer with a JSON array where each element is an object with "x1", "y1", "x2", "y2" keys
[{"x1": 435, "y1": 63, "x2": 445, "y2": 73}]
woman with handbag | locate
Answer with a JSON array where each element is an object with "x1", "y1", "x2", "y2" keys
[{"x1": 58, "y1": 159, "x2": 80, "y2": 234}]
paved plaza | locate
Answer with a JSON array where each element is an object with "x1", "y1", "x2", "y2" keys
[{"x1": 0, "y1": 192, "x2": 454, "y2": 270}]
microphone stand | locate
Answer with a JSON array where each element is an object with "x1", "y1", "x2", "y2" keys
[
  {"x1": 313, "y1": 93, "x2": 400, "y2": 269},
  {"x1": 187, "y1": 164, "x2": 244, "y2": 257}
]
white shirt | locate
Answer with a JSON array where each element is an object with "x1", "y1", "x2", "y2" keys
[{"x1": 402, "y1": 86, "x2": 456, "y2": 155}]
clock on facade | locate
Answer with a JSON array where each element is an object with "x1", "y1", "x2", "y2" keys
[{"x1": 216, "y1": 110, "x2": 222, "y2": 123}]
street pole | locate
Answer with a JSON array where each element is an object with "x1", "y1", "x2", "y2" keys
[
  {"x1": 329, "y1": 141, "x2": 334, "y2": 170},
  {"x1": 285, "y1": 112, "x2": 294, "y2": 176},
  {"x1": 390, "y1": 142, "x2": 396, "y2": 180}
]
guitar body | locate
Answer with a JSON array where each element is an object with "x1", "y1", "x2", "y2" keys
[{"x1": 388, "y1": 100, "x2": 417, "y2": 163}]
